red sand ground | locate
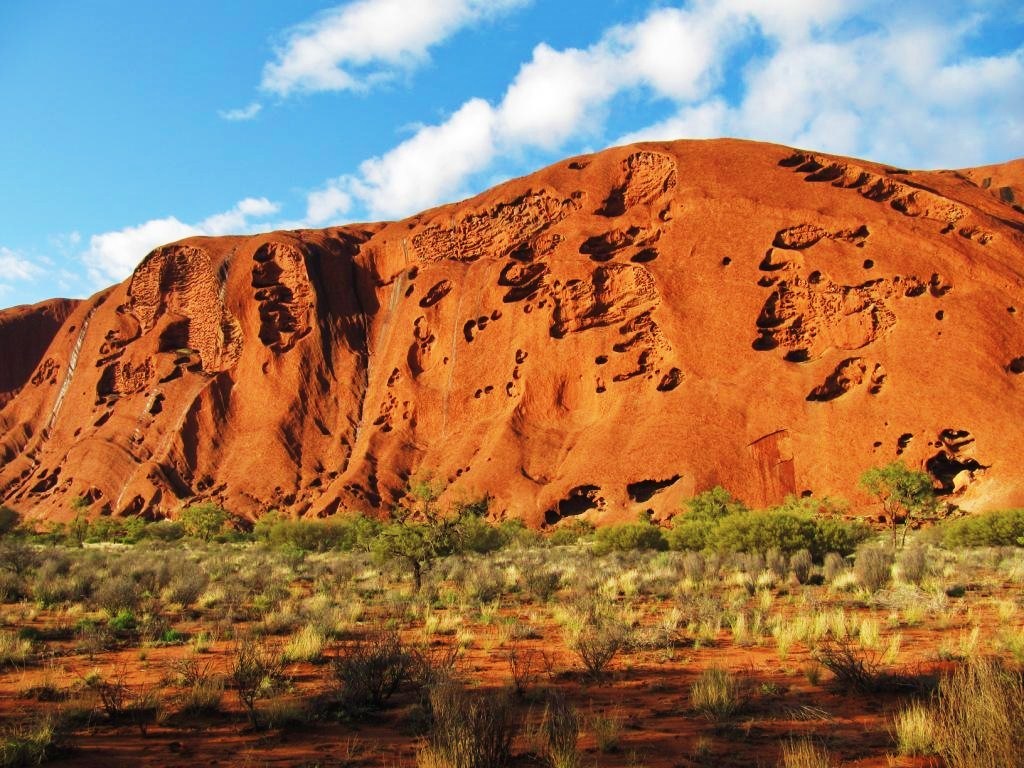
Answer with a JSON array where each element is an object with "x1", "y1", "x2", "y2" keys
[{"x1": 1, "y1": 139, "x2": 1023, "y2": 526}]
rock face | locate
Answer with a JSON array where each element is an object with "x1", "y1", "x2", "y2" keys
[
  {"x1": 0, "y1": 298, "x2": 80, "y2": 409},
  {"x1": 2, "y1": 139, "x2": 1023, "y2": 526}
]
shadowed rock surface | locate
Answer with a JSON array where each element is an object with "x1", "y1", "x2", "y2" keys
[{"x1": 2, "y1": 139, "x2": 1023, "y2": 526}]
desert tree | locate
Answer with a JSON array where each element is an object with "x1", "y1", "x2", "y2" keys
[
  {"x1": 860, "y1": 461, "x2": 935, "y2": 549},
  {"x1": 372, "y1": 476, "x2": 489, "y2": 592}
]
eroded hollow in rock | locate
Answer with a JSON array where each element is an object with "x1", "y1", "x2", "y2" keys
[
  {"x1": 544, "y1": 484, "x2": 602, "y2": 525},
  {"x1": 627, "y1": 475, "x2": 681, "y2": 503}
]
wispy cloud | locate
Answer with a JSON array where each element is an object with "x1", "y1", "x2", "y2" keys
[
  {"x1": 82, "y1": 197, "x2": 281, "y2": 285},
  {"x1": 261, "y1": 0, "x2": 530, "y2": 96},
  {"x1": 218, "y1": 102, "x2": 262, "y2": 121},
  {"x1": 0, "y1": 246, "x2": 47, "y2": 303}
]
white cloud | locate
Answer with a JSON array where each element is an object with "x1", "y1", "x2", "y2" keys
[
  {"x1": 305, "y1": 182, "x2": 353, "y2": 226},
  {"x1": 353, "y1": 98, "x2": 497, "y2": 219},
  {"x1": 497, "y1": 44, "x2": 616, "y2": 149},
  {"x1": 82, "y1": 197, "x2": 281, "y2": 285},
  {"x1": 261, "y1": 0, "x2": 529, "y2": 96},
  {"x1": 218, "y1": 102, "x2": 262, "y2": 121},
  {"x1": 0, "y1": 246, "x2": 44, "y2": 283}
]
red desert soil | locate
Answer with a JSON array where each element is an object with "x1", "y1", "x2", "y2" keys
[{"x1": 1, "y1": 139, "x2": 1023, "y2": 525}]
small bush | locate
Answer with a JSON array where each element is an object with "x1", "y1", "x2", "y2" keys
[
  {"x1": 564, "y1": 612, "x2": 629, "y2": 678},
  {"x1": 229, "y1": 636, "x2": 285, "y2": 727},
  {"x1": 589, "y1": 708, "x2": 622, "y2": 753},
  {"x1": 0, "y1": 715, "x2": 56, "y2": 767},
  {"x1": 823, "y1": 552, "x2": 846, "y2": 583},
  {"x1": 171, "y1": 656, "x2": 224, "y2": 716},
  {"x1": 690, "y1": 667, "x2": 743, "y2": 720},
  {"x1": 0, "y1": 631, "x2": 31, "y2": 668},
  {"x1": 853, "y1": 545, "x2": 893, "y2": 592},
  {"x1": 522, "y1": 569, "x2": 560, "y2": 602},
  {"x1": 897, "y1": 545, "x2": 929, "y2": 585},
  {"x1": 789, "y1": 549, "x2": 813, "y2": 583},
  {"x1": 283, "y1": 623, "x2": 327, "y2": 663},
  {"x1": 814, "y1": 636, "x2": 883, "y2": 693},
  {"x1": 92, "y1": 576, "x2": 141, "y2": 615},
  {"x1": 0, "y1": 505, "x2": 20, "y2": 537},
  {"x1": 333, "y1": 629, "x2": 413, "y2": 711}
]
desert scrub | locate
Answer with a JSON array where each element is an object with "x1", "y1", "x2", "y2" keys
[
  {"x1": 417, "y1": 679, "x2": 518, "y2": 768},
  {"x1": 690, "y1": 667, "x2": 743, "y2": 720},
  {"x1": 890, "y1": 701, "x2": 936, "y2": 756},
  {"x1": 332, "y1": 629, "x2": 414, "y2": 712},
  {"x1": 933, "y1": 656, "x2": 1024, "y2": 768},
  {"x1": 229, "y1": 636, "x2": 286, "y2": 728},
  {"x1": 563, "y1": 609, "x2": 629, "y2": 678},
  {"x1": 896, "y1": 544, "x2": 930, "y2": 585},
  {"x1": 170, "y1": 655, "x2": 224, "y2": 715}
]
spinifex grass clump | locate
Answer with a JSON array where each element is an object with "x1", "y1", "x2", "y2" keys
[
  {"x1": 690, "y1": 667, "x2": 744, "y2": 720},
  {"x1": 416, "y1": 679, "x2": 518, "y2": 768},
  {"x1": 541, "y1": 693, "x2": 581, "y2": 768},
  {"x1": 933, "y1": 656, "x2": 1024, "y2": 768}
]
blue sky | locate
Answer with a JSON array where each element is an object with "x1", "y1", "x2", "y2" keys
[{"x1": 1, "y1": 0, "x2": 1022, "y2": 307}]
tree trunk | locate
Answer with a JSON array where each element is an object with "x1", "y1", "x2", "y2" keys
[{"x1": 411, "y1": 559, "x2": 422, "y2": 593}]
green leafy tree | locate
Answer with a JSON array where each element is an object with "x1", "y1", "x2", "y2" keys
[
  {"x1": 179, "y1": 502, "x2": 230, "y2": 541},
  {"x1": 860, "y1": 461, "x2": 936, "y2": 549},
  {"x1": 372, "y1": 478, "x2": 494, "y2": 592}
]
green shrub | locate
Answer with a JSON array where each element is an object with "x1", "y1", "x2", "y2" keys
[
  {"x1": 253, "y1": 512, "x2": 378, "y2": 551},
  {"x1": 548, "y1": 519, "x2": 594, "y2": 546},
  {"x1": 593, "y1": 521, "x2": 667, "y2": 554},
  {"x1": 667, "y1": 492, "x2": 868, "y2": 558},
  {"x1": 941, "y1": 509, "x2": 1024, "y2": 549},
  {"x1": 179, "y1": 503, "x2": 230, "y2": 541}
]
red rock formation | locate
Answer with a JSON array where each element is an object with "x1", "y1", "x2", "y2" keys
[
  {"x1": 0, "y1": 298, "x2": 80, "y2": 409},
  {"x1": 1, "y1": 139, "x2": 1023, "y2": 526}
]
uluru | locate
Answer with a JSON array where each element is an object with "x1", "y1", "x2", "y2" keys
[{"x1": 2, "y1": 139, "x2": 1023, "y2": 526}]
